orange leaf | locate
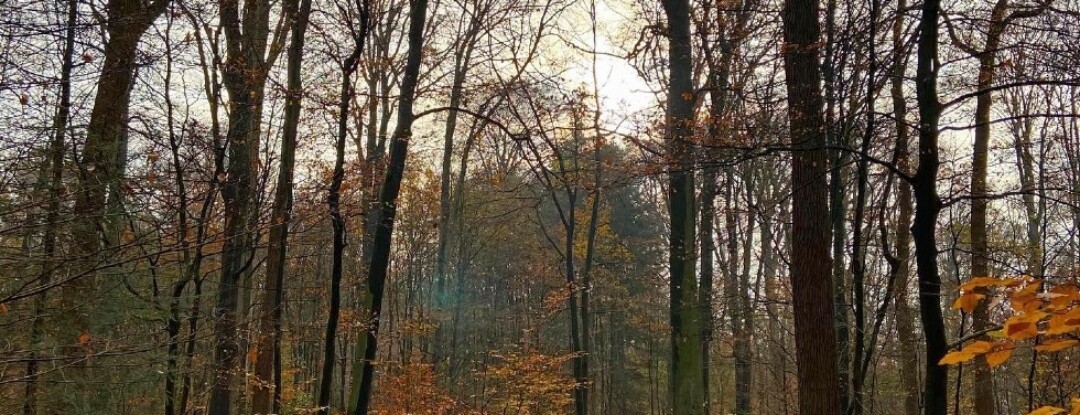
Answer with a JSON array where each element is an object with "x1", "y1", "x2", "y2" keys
[
  {"x1": 1012, "y1": 293, "x2": 1042, "y2": 313},
  {"x1": 953, "y1": 293, "x2": 985, "y2": 313},
  {"x1": 0, "y1": 303, "x2": 8, "y2": 315},
  {"x1": 985, "y1": 347, "x2": 1013, "y2": 368},
  {"x1": 938, "y1": 350, "x2": 976, "y2": 365},
  {"x1": 1035, "y1": 339, "x2": 1079, "y2": 353},
  {"x1": 960, "y1": 276, "x2": 1010, "y2": 292},
  {"x1": 1046, "y1": 314, "x2": 1079, "y2": 336},
  {"x1": 1005, "y1": 313, "x2": 1045, "y2": 340},
  {"x1": 1027, "y1": 406, "x2": 1065, "y2": 415},
  {"x1": 961, "y1": 340, "x2": 995, "y2": 355},
  {"x1": 1005, "y1": 319, "x2": 1037, "y2": 340},
  {"x1": 78, "y1": 332, "x2": 91, "y2": 346}
]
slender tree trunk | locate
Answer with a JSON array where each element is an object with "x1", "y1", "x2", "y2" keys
[
  {"x1": 22, "y1": 2, "x2": 77, "y2": 413},
  {"x1": 912, "y1": 0, "x2": 949, "y2": 411},
  {"x1": 849, "y1": 1, "x2": 880, "y2": 411},
  {"x1": 660, "y1": 0, "x2": 705, "y2": 412},
  {"x1": 253, "y1": 0, "x2": 311, "y2": 412},
  {"x1": 969, "y1": 6, "x2": 1004, "y2": 413},
  {"x1": 349, "y1": 0, "x2": 427, "y2": 410},
  {"x1": 580, "y1": 150, "x2": 602, "y2": 415},
  {"x1": 698, "y1": 155, "x2": 717, "y2": 413},
  {"x1": 323, "y1": 0, "x2": 372, "y2": 405},
  {"x1": 734, "y1": 169, "x2": 754, "y2": 415},
  {"x1": 435, "y1": 20, "x2": 480, "y2": 299},
  {"x1": 780, "y1": 0, "x2": 843, "y2": 411},
  {"x1": 889, "y1": 3, "x2": 921, "y2": 413}
]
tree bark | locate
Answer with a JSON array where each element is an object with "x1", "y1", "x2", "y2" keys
[
  {"x1": 912, "y1": 0, "x2": 949, "y2": 412},
  {"x1": 891, "y1": 1, "x2": 921, "y2": 411},
  {"x1": 660, "y1": 0, "x2": 705, "y2": 412},
  {"x1": 252, "y1": 0, "x2": 311, "y2": 412},
  {"x1": 22, "y1": 2, "x2": 77, "y2": 413},
  {"x1": 210, "y1": 0, "x2": 281, "y2": 412},
  {"x1": 780, "y1": 0, "x2": 843, "y2": 411},
  {"x1": 349, "y1": 0, "x2": 427, "y2": 411}
]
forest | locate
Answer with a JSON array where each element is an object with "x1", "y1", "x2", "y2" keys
[{"x1": 1, "y1": 0, "x2": 1080, "y2": 413}]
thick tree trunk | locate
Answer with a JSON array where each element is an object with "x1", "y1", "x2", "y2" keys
[
  {"x1": 780, "y1": 0, "x2": 843, "y2": 411},
  {"x1": 65, "y1": 0, "x2": 166, "y2": 411},
  {"x1": 660, "y1": 0, "x2": 705, "y2": 413}
]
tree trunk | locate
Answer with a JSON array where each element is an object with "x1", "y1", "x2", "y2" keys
[
  {"x1": 660, "y1": 0, "x2": 705, "y2": 413},
  {"x1": 889, "y1": 3, "x2": 921, "y2": 413},
  {"x1": 780, "y1": 0, "x2": 843, "y2": 411},
  {"x1": 912, "y1": 0, "x2": 949, "y2": 411},
  {"x1": 210, "y1": 0, "x2": 279, "y2": 412},
  {"x1": 349, "y1": 0, "x2": 427, "y2": 410},
  {"x1": 22, "y1": 2, "x2": 76, "y2": 413},
  {"x1": 849, "y1": 0, "x2": 880, "y2": 411},
  {"x1": 253, "y1": 0, "x2": 311, "y2": 412}
]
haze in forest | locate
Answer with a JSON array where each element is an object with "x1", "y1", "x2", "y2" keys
[{"x1": 1, "y1": 0, "x2": 1079, "y2": 414}]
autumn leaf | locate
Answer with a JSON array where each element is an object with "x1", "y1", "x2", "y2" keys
[
  {"x1": 952, "y1": 292, "x2": 985, "y2": 313},
  {"x1": 960, "y1": 276, "x2": 1011, "y2": 292},
  {"x1": 1034, "y1": 339, "x2": 1079, "y2": 353},
  {"x1": 938, "y1": 349, "x2": 976, "y2": 365},
  {"x1": 1005, "y1": 313, "x2": 1043, "y2": 340},
  {"x1": 1012, "y1": 293, "x2": 1043, "y2": 313},
  {"x1": 78, "y1": 332, "x2": 91, "y2": 346},
  {"x1": 680, "y1": 91, "x2": 693, "y2": 101},
  {"x1": 985, "y1": 347, "x2": 1013, "y2": 368},
  {"x1": 1027, "y1": 406, "x2": 1065, "y2": 415},
  {"x1": 247, "y1": 348, "x2": 259, "y2": 364},
  {"x1": 0, "y1": 303, "x2": 8, "y2": 315},
  {"x1": 962, "y1": 340, "x2": 995, "y2": 355}
]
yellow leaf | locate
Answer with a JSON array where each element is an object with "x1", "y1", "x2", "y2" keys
[
  {"x1": 1045, "y1": 314, "x2": 1079, "y2": 335},
  {"x1": 1017, "y1": 279, "x2": 1043, "y2": 296},
  {"x1": 1035, "y1": 339, "x2": 1079, "y2": 353},
  {"x1": 960, "y1": 276, "x2": 1010, "y2": 292},
  {"x1": 1005, "y1": 314, "x2": 1041, "y2": 340},
  {"x1": 1012, "y1": 293, "x2": 1042, "y2": 313},
  {"x1": 952, "y1": 293, "x2": 985, "y2": 313},
  {"x1": 938, "y1": 350, "x2": 976, "y2": 365},
  {"x1": 1027, "y1": 406, "x2": 1065, "y2": 415},
  {"x1": 961, "y1": 340, "x2": 995, "y2": 355},
  {"x1": 985, "y1": 347, "x2": 1014, "y2": 368}
]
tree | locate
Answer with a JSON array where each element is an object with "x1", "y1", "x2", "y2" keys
[
  {"x1": 911, "y1": 0, "x2": 950, "y2": 411},
  {"x1": 660, "y1": 0, "x2": 706, "y2": 413},
  {"x1": 251, "y1": 0, "x2": 313, "y2": 412},
  {"x1": 350, "y1": 0, "x2": 428, "y2": 411},
  {"x1": 780, "y1": 0, "x2": 843, "y2": 412},
  {"x1": 210, "y1": 0, "x2": 286, "y2": 412}
]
